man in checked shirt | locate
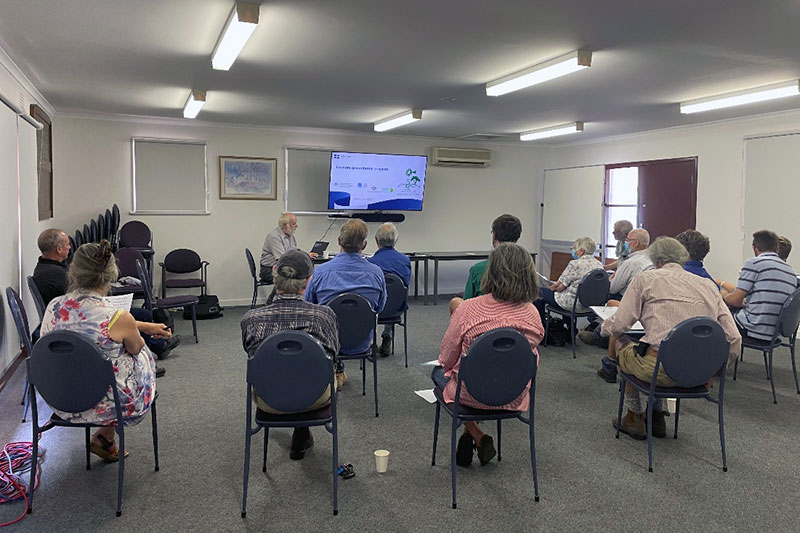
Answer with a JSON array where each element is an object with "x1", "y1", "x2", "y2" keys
[{"x1": 241, "y1": 249, "x2": 340, "y2": 461}]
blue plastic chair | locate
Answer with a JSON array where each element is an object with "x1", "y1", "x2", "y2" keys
[
  {"x1": 430, "y1": 327, "x2": 539, "y2": 509},
  {"x1": 615, "y1": 317, "x2": 730, "y2": 472},
  {"x1": 27, "y1": 330, "x2": 159, "y2": 517},
  {"x1": 26, "y1": 276, "x2": 46, "y2": 320},
  {"x1": 245, "y1": 248, "x2": 272, "y2": 308},
  {"x1": 328, "y1": 293, "x2": 379, "y2": 417},
  {"x1": 241, "y1": 330, "x2": 339, "y2": 517},
  {"x1": 378, "y1": 273, "x2": 409, "y2": 367},
  {"x1": 733, "y1": 287, "x2": 800, "y2": 404},
  {"x1": 136, "y1": 259, "x2": 198, "y2": 343},
  {"x1": 543, "y1": 268, "x2": 610, "y2": 357},
  {"x1": 6, "y1": 287, "x2": 33, "y2": 422}
]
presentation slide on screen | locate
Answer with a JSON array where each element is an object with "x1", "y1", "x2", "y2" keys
[{"x1": 328, "y1": 152, "x2": 427, "y2": 210}]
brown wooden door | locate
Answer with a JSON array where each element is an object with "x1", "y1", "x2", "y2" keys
[{"x1": 637, "y1": 158, "x2": 697, "y2": 238}]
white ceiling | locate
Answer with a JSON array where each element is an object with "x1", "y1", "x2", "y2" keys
[{"x1": 2, "y1": 0, "x2": 800, "y2": 143}]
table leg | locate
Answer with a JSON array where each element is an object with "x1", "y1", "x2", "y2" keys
[
  {"x1": 433, "y1": 259, "x2": 439, "y2": 305},
  {"x1": 424, "y1": 258, "x2": 429, "y2": 305}
]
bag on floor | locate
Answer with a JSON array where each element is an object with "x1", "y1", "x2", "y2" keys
[
  {"x1": 546, "y1": 318, "x2": 569, "y2": 347},
  {"x1": 184, "y1": 294, "x2": 223, "y2": 320}
]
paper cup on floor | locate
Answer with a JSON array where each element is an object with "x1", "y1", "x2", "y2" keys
[
  {"x1": 666, "y1": 398, "x2": 677, "y2": 414},
  {"x1": 374, "y1": 449, "x2": 390, "y2": 473}
]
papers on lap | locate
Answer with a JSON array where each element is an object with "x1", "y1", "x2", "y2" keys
[
  {"x1": 590, "y1": 305, "x2": 644, "y2": 331},
  {"x1": 103, "y1": 293, "x2": 133, "y2": 312}
]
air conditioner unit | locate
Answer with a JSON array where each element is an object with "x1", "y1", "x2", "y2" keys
[{"x1": 431, "y1": 147, "x2": 491, "y2": 168}]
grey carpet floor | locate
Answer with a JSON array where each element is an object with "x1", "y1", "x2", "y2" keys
[{"x1": 1, "y1": 296, "x2": 798, "y2": 531}]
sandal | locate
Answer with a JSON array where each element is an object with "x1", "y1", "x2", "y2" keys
[{"x1": 90, "y1": 433, "x2": 129, "y2": 462}]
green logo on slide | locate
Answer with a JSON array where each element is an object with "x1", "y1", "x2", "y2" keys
[{"x1": 406, "y1": 168, "x2": 420, "y2": 184}]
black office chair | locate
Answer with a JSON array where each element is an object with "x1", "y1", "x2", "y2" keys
[
  {"x1": 615, "y1": 317, "x2": 730, "y2": 472},
  {"x1": 245, "y1": 248, "x2": 272, "y2": 308},
  {"x1": 160, "y1": 248, "x2": 208, "y2": 298},
  {"x1": 5, "y1": 287, "x2": 33, "y2": 422},
  {"x1": 26, "y1": 276, "x2": 46, "y2": 320},
  {"x1": 241, "y1": 331, "x2": 339, "y2": 517},
  {"x1": 27, "y1": 330, "x2": 160, "y2": 517},
  {"x1": 378, "y1": 273, "x2": 409, "y2": 367},
  {"x1": 136, "y1": 259, "x2": 199, "y2": 343},
  {"x1": 430, "y1": 328, "x2": 539, "y2": 508},
  {"x1": 543, "y1": 269, "x2": 610, "y2": 358},
  {"x1": 733, "y1": 286, "x2": 800, "y2": 404},
  {"x1": 328, "y1": 293, "x2": 379, "y2": 417}
]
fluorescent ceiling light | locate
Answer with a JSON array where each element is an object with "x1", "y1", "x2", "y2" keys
[
  {"x1": 183, "y1": 90, "x2": 206, "y2": 119},
  {"x1": 680, "y1": 80, "x2": 800, "y2": 114},
  {"x1": 520, "y1": 121, "x2": 584, "y2": 141},
  {"x1": 374, "y1": 109, "x2": 423, "y2": 132},
  {"x1": 211, "y1": 2, "x2": 260, "y2": 71},
  {"x1": 486, "y1": 50, "x2": 592, "y2": 97}
]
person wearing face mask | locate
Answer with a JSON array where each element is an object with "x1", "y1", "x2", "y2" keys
[
  {"x1": 260, "y1": 212, "x2": 318, "y2": 283},
  {"x1": 533, "y1": 236, "x2": 604, "y2": 326}
]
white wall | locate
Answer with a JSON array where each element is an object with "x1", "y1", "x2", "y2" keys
[
  {"x1": 53, "y1": 115, "x2": 544, "y2": 305},
  {"x1": 543, "y1": 109, "x2": 800, "y2": 282}
]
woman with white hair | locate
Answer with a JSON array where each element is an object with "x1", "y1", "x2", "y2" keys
[{"x1": 534, "y1": 236, "x2": 603, "y2": 324}]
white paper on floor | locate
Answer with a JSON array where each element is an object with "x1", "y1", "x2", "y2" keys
[{"x1": 414, "y1": 389, "x2": 437, "y2": 403}]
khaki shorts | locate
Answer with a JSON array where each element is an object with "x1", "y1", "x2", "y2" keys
[
  {"x1": 617, "y1": 342, "x2": 676, "y2": 387},
  {"x1": 254, "y1": 384, "x2": 331, "y2": 414}
]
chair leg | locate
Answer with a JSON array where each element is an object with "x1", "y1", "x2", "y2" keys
[
  {"x1": 570, "y1": 314, "x2": 576, "y2": 358},
  {"x1": 543, "y1": 310, "x2": 550, "y2": 347},
  {"x1": 646, "y1": 397, "x2": 654, "y2": 473},
  {"x1": 251, "y1": 285, "x2": 257, "y2": 309},
  {"x1": 242, "y1": 426, "x2": 252, "y2": 518},
  {"x1": 763, "y1": 351, "x2": 770, "y2": 380},
  {"x1": 151, "y1": 399, "x2": 159, "y2": 471},
  {"x1": 20, "y1": 379, "x2": 30, "y2": 422},
  {"x1": 116, "y1": 426, "x2": 125, "y2": 517},
  {"x1": 496, "y1": 420, "x2": 502, "y2": 462},
  {"x1": 404, "y1": 320, "x2": 408, "y2": 368},
  {"x1": 361, "y1": 358, "x2": 366, "y2": 396},
  {"x1": 85, "y1": 427, "x2": 92, "y2": 470},
  {"x1": 615, "y1": 379, "x2": 625, "y2": 439},
  {"x1": 191, "y1": 305, "x2": 199, "y2": 343},
  {"x1": 28, "y1": 421, "x2": 38, "y2": 514},
  {"x1": 791, "y1": 339, "x2": 800, "y2": 394},
  {"x1": 431, "y1": 403, "x2": 441, "y2": 466},
  {"x1": 768, "y1": 350, "x2": 777, "y2": 404},
  {"x1": 373, "y1": 355, "x2": 379, "y2": 418},
  {"x1": 450, "y1": 418, "x2": 458, "y2": 509},
  {"x1": 530, "y1": 416, "x2": 539, "y2": 503},
  {"x1": 262, "y1": 428, "x2": 269, "y2": 472},
  {"x1": 718, "y1": 398, "x2": 728, "y2": 472},
  {"x1": 673, "y1": 399, "x2": 680, "y2": 439},
  {"x1": 332, "y1": 419, "x2": 339, "y2": 516}
]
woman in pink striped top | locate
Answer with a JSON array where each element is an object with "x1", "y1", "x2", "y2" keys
[{"x1": 437, "y1": 242, "x2": 544, "y2": 467}]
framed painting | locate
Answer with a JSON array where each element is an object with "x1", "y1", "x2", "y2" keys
[{"x1": 219, "y1": 156, "x2": 277, "y2": 200}]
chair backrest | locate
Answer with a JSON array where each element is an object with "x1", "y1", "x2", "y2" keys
[
  {"x1": 245, "y1": 248, "x2": 257, "y2": 279},
  {"x1": 777, "y1": 287, "x2": 800, "y2": 339},
  {"x1": 28, "y1": 330, "x2": 116, "y2": 414},
  {"x1": 657, "y1": 317, "x2": 729, "y2": 388},
  {"x1": 82, "y1": 224, "x2": 91, "y2": 245},
  {"x1": 328, "y1": 293, "x2": 376, "y2": 353},
  {"x1": 119, "y1": 220, "x2": 152, "y2": 248},
  {"x1": 5, "y1": 287, "x2": 32, "y2": 356},
  {"x1": 98, "y1": 213, "x2": 108, "y2": 240},
  {"x1": 379, "y1": 272, "x2": 407, "y2": 319},
  {"x1": 164, "y1": 248, "x2": 202, "y2": 274},
  {"x1": 458, "y1": 327, "x2": 537, "y2": 407},
  {"x1": 135, "y1": 259, "x2": 155, "y2": 310},
  {"x1": 26, "y1": 276, "x2": 47, "y2": 320},
  {"x1": 247, "y1": 330, "x2": 333, "y2": 413},
  {"x1": 116, "y1": 247, "x2": 148, "y2": 279},
  {"x1": 576, "y1": 269, "x2": 610, "y2": 308},
  {"x1": 74, "y1": 229, "x2": 84, "y2": 249},
  {"x1": 90, "y1": 219, "x2": 98, "y2": 243},
  {"x1": 109, "y1": 206, "x2": 119, "y2": 244}
]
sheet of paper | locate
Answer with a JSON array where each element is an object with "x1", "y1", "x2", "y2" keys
[
  {"x1": 414, "y1": 389, "x2": 437, "y2": 403},
  {"x1": 421, "y1": 359, "x2": 440, "y2": 366},
  {"x1": 536, "y1": 271, "x2": 553, "y2": 285},
  {"x1": 589, "y1": 305, "x2": 644, "y2": 331},
  {"x1": 103, "y1": 293, "x2": 133, "y2": 312}
]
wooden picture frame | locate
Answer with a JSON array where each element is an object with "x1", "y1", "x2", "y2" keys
[{"x1": 219, "y1": 156, "x2": 277, "y2": 200}]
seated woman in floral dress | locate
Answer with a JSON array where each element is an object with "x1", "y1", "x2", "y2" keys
[
  {"x1": 41, "y1": 240, "x2": 162, "y2": 461},
  {"x1": 435, "y1": 243, "x2": 544, "y2": 467}
]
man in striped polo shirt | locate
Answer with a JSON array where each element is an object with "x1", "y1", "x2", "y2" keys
[{"x1": 722, "y1": 230, "x2": 797, "y2": 340}]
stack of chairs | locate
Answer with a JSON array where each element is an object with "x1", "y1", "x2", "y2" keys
[{"x1": 68, "y1": 204, "x2": 121, "y2": 262}]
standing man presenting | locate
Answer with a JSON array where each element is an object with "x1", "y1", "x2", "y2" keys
[{"x1": 260, "y1": 213, "x2": 299, "y2": 283}]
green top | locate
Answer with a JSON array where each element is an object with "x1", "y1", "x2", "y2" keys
[{"x1": 463, "y1": 259, "x2": 488, "y2": 300}]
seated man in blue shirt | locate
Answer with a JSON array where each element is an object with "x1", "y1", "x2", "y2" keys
[
  {"x1": 306, "y1": 219, "x2": 386, "y2": 383},
  {"x1": 675, "y1": 229, "x2": 718, "y2": 286},
  {"x1": 368, "y1": 223, "x2": 411, "y2": 355}
]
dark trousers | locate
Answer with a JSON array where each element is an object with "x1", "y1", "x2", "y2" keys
[
  {"x1": 534, "y1": 287, "x2": 563, "y2": 325},
  {"x1": 130, "y1": 307, "x2": 165, "y2": 353},
  {"x1": 259, "y1": 266, "x2": 273, "y2": 284}
]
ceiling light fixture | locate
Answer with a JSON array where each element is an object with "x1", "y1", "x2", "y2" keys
[
  {"x1": 374, "y1": 109, "x2": 423, "y2": 132},
  {"x1": 680, "y1": 80, "x2": 800, "y2": 114},
  {"x1": 519, "y1": 121, "x2": 584, "y2": 141},
  {"x1": 211, "y1": 2, "x2": 260, "y2": 71},
  {"x1": 486, "y1": 49, "x2": 592, "y2": 97},
  {"x1": 183, "y1": 90, "x2": 206, "y2": 119}
]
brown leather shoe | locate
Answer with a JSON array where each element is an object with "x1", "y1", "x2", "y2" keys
[{"x1": 612, "y1": 410, "x2": 646, "y2": 440}]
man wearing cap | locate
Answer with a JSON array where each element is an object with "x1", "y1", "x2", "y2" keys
[{"x1": 241, "y1": 249, "x2": 340, "y2": 461}]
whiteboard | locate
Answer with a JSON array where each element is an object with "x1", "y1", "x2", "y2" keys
[
  {"x1": 542, "y1": 166, "x2": 604, "y2": 242},
  {"x1": 286, "y1": 147, "x2": 334, "y2": 213},
  {"x1": 132, "y1": 138, "x2": 208, "y2": 214},
  {"x1": 744, "y1": 133, "x2": 800, "y2": 273}
]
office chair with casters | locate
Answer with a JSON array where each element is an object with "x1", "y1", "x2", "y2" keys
[
  {"x1": 733, "y1": 286, "x2": 800, "y2": 404},
  {"x1": 328, "y1": 293, "x2": 379, "y2": 417},
  {"x1": 136, "y1": 259, "x2": 199, "y2": 343},
  {"x1": 241, "y1": 330, "x2": 339, "y2": 517},
  {"x1": 26, "y1": 276, "x2": 46, "y2": 320},
  {"x1": 378, "y1": 273, "x2": 409, "y2": 367},
  {"x1": 615, "y1": 317, "x2": 730, "y2": 472},
  {"x1": 27, "y1": 330, "x2": 159, "y2": 517},
  {"x1": 160, "y1": 248, "x2": 208, "y2": 298},
  {"x1": 430, "y1": 327, "x2": 539, "y2": 509},
  {"x1": 245, "y1": 248, "x2": 272, "y2": 308},
  {"x1": 543, "y1": 268, "x2": 610, "y2": 357},
  {"x1": 5, "y1": 287, "x2": 33, "y2": 422}
]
